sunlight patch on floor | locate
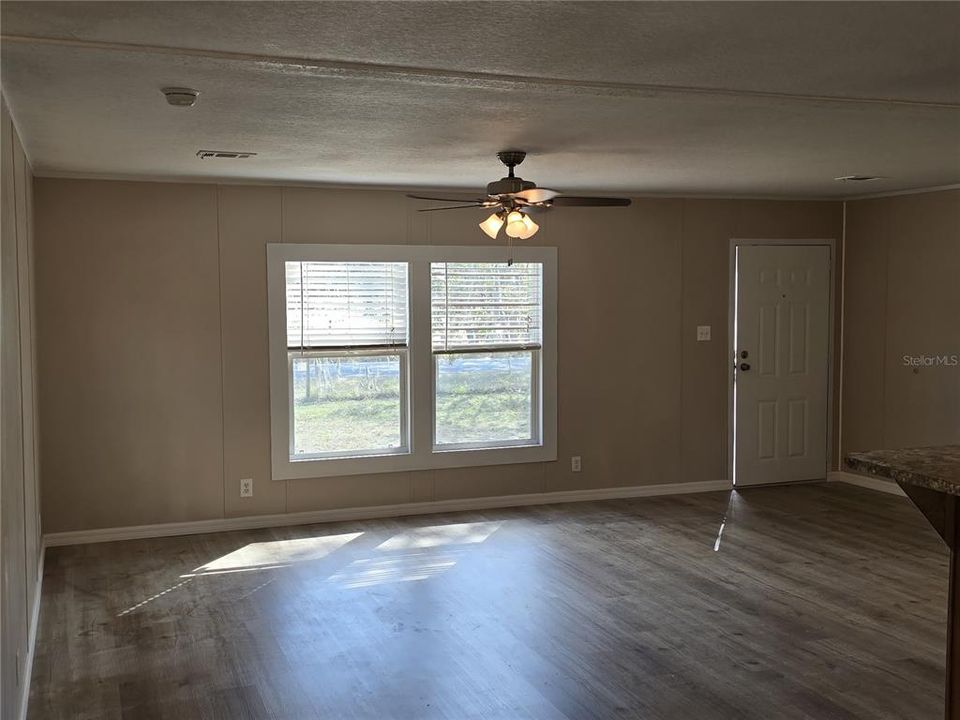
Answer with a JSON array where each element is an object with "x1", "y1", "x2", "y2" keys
[
  {"x1": 186, "y1": 532, "x2": 363, "y2": 576},
  {"x1": 328, "y1": 552, "x2": 458, "y2": 589},
  {"x1": 375, "y1": 521, "x2": 502, "y2": 551},
  {"x1": 712, "y1": 491, "x2": 740, "y2": 552},
  {"x1": 713, "y1": 521, "x2": 726, "y2": 551},
  {"x1": 168, "y1": 521, "x2": 501, "y2": 594},
  {"x1": 117, "y1": 578, "x2": 193, "y2": 617}
]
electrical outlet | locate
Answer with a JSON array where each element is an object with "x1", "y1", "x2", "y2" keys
[
  {"x1": 696, "y1": 325, "x2": 712, "y2": 342},
  {"x1": 240, "y1": 478, "x2": 253, "y2": 498},
  {"x1": 571, "y1": 456, "x2": 582, "y2": 472}
]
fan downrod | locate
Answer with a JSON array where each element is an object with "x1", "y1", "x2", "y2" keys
[{"x1": 497, "y1": 150, "x2": 526, "y2": 177}]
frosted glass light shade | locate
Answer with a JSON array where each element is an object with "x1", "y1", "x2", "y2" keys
[
  {"x1": 479, "y1": 212, "x2": 505, "y2": 239},
  {"x1": 519, "y1": 214, "x2": 539, "y2": 239},
  {"x1": 506, "y1": 212, "x2": 539, "y2": 240},
  {"x1": 504, "y1": 211, "x2": 527, "y2": 239}
]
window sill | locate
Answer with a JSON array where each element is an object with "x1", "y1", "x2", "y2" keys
[{"x1": 271, "y1": 442, "x2": 557, "y2": 481}]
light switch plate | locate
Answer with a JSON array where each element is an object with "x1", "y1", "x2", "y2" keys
[{"x1": 696, "y1": 325, "x2": 712, "y2": 342}]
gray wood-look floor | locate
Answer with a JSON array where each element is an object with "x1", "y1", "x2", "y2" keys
[{"x1": 28, "y1": 483, "x2": 947, "y2": 720}]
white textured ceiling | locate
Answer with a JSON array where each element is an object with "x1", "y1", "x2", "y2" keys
[{"x1": 2, "y1": 1, "x2": 959, "y2": 196}]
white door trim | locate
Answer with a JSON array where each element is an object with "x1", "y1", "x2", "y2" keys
[{"x1": 727, "y1": 238, "x2": 837, "y2": 486}]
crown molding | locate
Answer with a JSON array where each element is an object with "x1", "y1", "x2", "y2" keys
[
  {"x1": 841, "y1": 183, "x2": 960, "y2": 201},
  {"x1": 5, "y1": 33, "x2": 959, "y2": 111},
  {"x1": 32, "y1": 170, "x2": 841, "y2": 202}
]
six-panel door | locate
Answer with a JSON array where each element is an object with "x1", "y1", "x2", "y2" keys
[{"x1": 734, "y1": 244, "x2": 831, "y2": 486}]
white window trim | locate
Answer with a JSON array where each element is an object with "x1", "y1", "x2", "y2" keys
[{"x1": 267, "y1": 243, "x2": 558, "y2": 481}]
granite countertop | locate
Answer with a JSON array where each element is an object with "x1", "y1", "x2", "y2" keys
[{"x1": 846, "y1": 445, "x2": 960, "y2": 496}]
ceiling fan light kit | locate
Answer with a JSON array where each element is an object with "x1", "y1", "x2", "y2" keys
[
  {"x1": 506, "y1": 211, "x2": 539, "y2": 240},
  {"x1": 408, "y1": 151, "x2": 631, "y2": 241},
  {"x1": 479, "y1": 209, "x2": 540, "y2": 240},
  {"x1": 478, "y1": 212, "x2": 506, "y2": 239}
]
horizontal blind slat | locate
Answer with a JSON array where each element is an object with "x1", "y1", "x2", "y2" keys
[
  {"x1": 431, "y1": 261, "x2": 543, "y2": 352},
  {"x1": 286, "y1": 261, "x2": 408, "y2": 349}
]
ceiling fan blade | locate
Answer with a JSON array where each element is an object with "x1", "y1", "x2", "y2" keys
[
  {"x1": 417, "y1": 204, "x2": 491, "y2": 212},
  {"x1": 521, "y1": 204, "x2": 551, "y2": 214},
  {"x1": 513, "y1": 188, "x2": 559, "y2": 203},
  {"x1": 551, "y1": 196, "x2": 632, "y2": 207},
  {"x1": 407, "y1": 194, "x2": 486, "y2": 204}
]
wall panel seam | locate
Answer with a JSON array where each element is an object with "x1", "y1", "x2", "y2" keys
[
  {"x1": 837, "y1": 201, "x2": 846, "y2": 466},
  {"x1": 678, "y1": 199, "x2": 686, "y2": 480},
  {"x1": 880, "y1": 208, "x2": 889, "y2": 447},
  {"x1": 216, "y1": 186, "x2": 226, "y2": 520}
]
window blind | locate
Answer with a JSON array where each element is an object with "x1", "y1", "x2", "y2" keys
[
  {"x1": 286, "y1": 261, "x2": 408, "y2": 349},
  {"x1": 431, "y1": 262, "x2": 542, "y2": 353}
]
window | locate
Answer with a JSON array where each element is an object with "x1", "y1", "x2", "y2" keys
[
  {"x1": 268, "y1": 245, "x2": 556, "y2": 480},
  {"x1": 431, "y1": 263, "x2": 542, "y2": 449},
  {"x1": 284, "y1": 261, "x2": 408, "y2": 460}
]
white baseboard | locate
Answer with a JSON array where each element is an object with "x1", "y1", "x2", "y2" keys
[
  {"x1": 18, "y1": 542, "x2": 44, "y2": 720},
  {"x1": 828, "y1": 470, "x2": 906, "y2": 497},
  {"x1": 43, "y1": 479, "x2": 731, "y2": 547}
]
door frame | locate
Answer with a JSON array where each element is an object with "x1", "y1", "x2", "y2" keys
[{"x1": 726, "y1": 238, "x2": 837, "y2": 487}]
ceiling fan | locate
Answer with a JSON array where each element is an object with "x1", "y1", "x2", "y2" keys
[{"x1": 407, "y1": 151, "x2": 631, "y2": 240}]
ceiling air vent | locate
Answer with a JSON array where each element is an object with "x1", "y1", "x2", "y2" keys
[
  {"x1": 834, "y1": 175, "x2": 885, "y2": 182},
  {"x1": 196, "y1": 150, "x2": 257, "y2": 160}
]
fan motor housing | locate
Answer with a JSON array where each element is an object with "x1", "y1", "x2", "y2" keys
[{"x1": 486, "y1": 176, "x2": 536, "y2": 196}]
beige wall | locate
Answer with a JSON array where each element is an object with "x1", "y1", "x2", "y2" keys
[
  {"x1": 0, "y1": 94, "x2": 41, "y2": 720},
  {"x1": 842, "y1": 190, "x2": 960, "y2": 456},
  {"x1": 33, "y1": 178, "x2": 841, "y2": 533}
]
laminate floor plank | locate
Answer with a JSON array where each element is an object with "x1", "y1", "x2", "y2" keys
[{"x1": 28, "y1": 483, "x2": 946, "y2": 719}]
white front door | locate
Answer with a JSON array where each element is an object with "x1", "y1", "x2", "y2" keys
[{"x1": 734, "y1": 244, "x2": 831, "y2": 487}]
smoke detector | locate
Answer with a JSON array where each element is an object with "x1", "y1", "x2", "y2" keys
[{"x1": 161, "y1": 87, "x2": 200, "y2": 107}]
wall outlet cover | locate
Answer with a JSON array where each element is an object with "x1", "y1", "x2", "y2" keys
[
  {"x1": 240, "y1": 478, "x2": 254, "y2": 497},
  {"x1": 696, "y1": 325, "x2": 712, "y2": 342}
]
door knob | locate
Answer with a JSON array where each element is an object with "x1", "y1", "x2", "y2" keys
[
  {"x1": 740, "y1": 363, "x2": 751, "y2": 371},
  {"x1": 740, "y1": 350, "x2": 749, "y2": 359}
]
